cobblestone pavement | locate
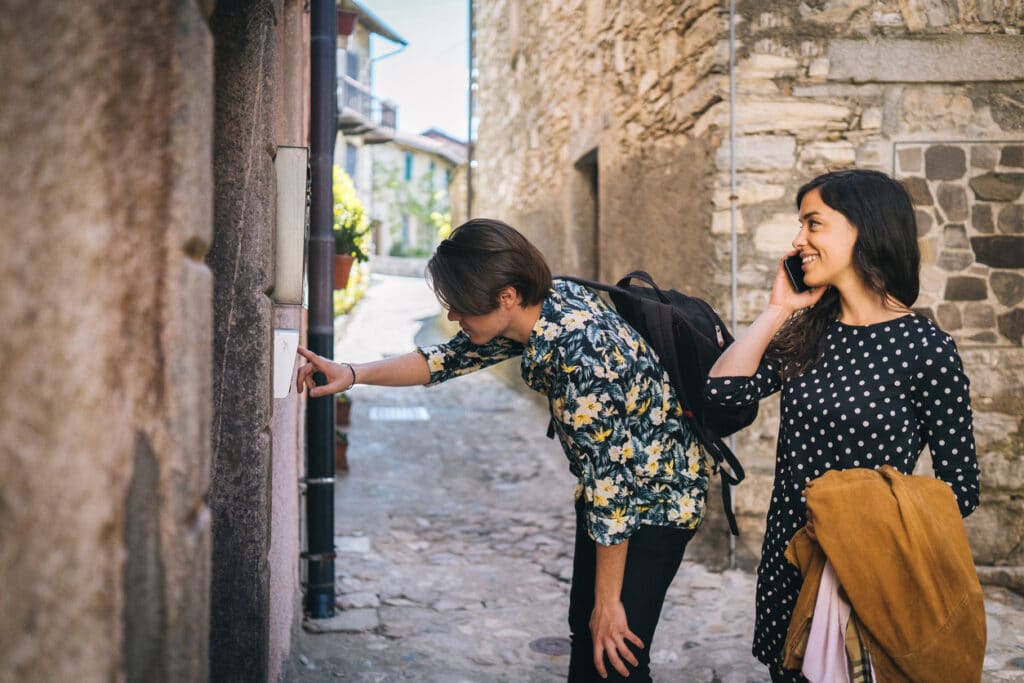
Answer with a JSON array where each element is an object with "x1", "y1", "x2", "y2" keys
[{"x1": 286, "y1": 273, "x2": 1024, "y2": 682}]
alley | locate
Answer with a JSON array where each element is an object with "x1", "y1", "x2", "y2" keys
[{"x1": 287, "y1": 273, "x2": 1024, "y2": 683}]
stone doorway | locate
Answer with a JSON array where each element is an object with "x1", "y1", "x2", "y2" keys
[{"x1": 571, "y1": 148, "x2": 600, "y2": 279}]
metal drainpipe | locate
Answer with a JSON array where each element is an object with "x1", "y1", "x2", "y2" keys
[
  {"x1": 466, "y1": 0, "x2": 475, "y2": 219},
  {"x1": 305, "y1": 0, "x2": 338, "y2": 619},
  {"x1": 727, "y1": 0, "x2": 739, "y2": 571}
]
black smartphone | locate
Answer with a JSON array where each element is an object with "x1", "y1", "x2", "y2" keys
[{"x1": 783, "y1": 254, "x2": 810, "y2": 293}]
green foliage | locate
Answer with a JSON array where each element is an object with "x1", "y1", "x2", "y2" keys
[
  {"x1": 387, "y1": 242, "x2": 433, "y2": 258},
  {"x1": 331, "y1": 167, "x2": 371, "y2": 317},
  {"x1": 431, "y1": 209, "x2": 453, "y2": 240},
  {"x1": 333, "y1": 166, "x2": 371, "y2": 262},
  {"x1": 375, "y1": 161, "x2": 453, "y2": 247}
]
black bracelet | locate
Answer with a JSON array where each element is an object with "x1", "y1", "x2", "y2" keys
[{"x1": 339, "y1": 362, "x2": 357, "y2": 388}]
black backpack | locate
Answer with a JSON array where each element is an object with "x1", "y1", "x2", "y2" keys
[{"x1": 555, "y1": 271, "x2": 757, "y2": 535}]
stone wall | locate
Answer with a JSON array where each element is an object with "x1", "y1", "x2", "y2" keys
[
  {"x1": 269, "y1": 4, "x2": 310, "y2": 681},
  {"x1": 208, "y1": 1, "x2": 312, "y2": 680},
  {"x1": 474, "y1": 0, "x2": 1024, "y2": 574},
  {"x1": 474, "y1": 0, "x2": 725, "y2": 285},
  {"x1": 0, "y1": 2, "x2": 214, "y2": 681},
  {"x1": 898, "y1": 140, "x2": 1024, "y2": 576},
  {"x1": 205, "y1": 4, "x2": 310, "y2": 679}
]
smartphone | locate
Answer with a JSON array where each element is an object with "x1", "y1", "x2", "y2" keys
[{"x1": 783, "y1": 253, "x2": 810, "y2": 293}]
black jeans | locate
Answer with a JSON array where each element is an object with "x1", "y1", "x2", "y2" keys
[{"x1": 567, "y1": 499, "x2": 695, "y2": 682}]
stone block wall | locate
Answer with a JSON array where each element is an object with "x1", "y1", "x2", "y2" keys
[
  {"x1": 897, "y1": 140, "x2": 1024, "y2": 574},
  {"x1": 474, "y1": 0, "x2": 1024, "y2": 574},
  {"x1": 205, "y1": 3, "x2": 310, "y2": 679},
  {"x1": 0, "y1": 2, "x2": 214, "y2": 681},
  {"x1": 898, "y1": 142, "x2": 1024, "y2": 344},
  {"x1": 473, "y1": 0, "x2": 724, "y2": 288},
  {"x1": 268, "y1": 4, "x2": 310, "y2": 682},
  {"x1": 703, "y1": 1, "x2": 1024, "y2": 574}
]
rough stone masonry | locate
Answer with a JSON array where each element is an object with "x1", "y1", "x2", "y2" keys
[{"x1": 470, "y1": 0, "x2": 1024, "y2": 581}]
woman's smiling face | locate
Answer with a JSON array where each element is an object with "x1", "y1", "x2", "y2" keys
[{"x1": 792, "y1": 187, "x2": 861, "y2": 290}]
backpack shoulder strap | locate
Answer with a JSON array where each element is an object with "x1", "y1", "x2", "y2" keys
[
  {"x1": 554, "y1": 274, "x2": 622, "y2": 297},
  {"x1": 617, "y1": 271, "x2": 671, "y2": 304},
  {"x1": 692, "y1": 427, "x2": 745, "y2": 536}
]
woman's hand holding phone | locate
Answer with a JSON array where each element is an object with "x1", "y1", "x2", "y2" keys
[
  {"x1": 770, "y1": 250, "x2": 826, "y2": 313},
  {"x1": 784, "y1": 253, "x2": 810, "y2": 293}
]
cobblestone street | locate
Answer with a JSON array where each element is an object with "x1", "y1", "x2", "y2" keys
[{"x1": 287, "y1": 273, "x2": 1024, "y2": 683}]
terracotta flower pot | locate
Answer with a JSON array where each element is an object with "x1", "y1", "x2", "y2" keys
[
  {"x1": 337, "y1": 10, "x2": 358, "y2": 37},
  {"x1": 334, "y1": 254, "x2": 356, "y2": 290},
  {"x1": 334, "y1": 433, "x2": 349, "y2": 473},
  {"x1": 335, "y1": 397, "x2": 352, "y2": 427}
]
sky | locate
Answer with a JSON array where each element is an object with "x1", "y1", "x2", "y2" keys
[{"x1": 364, "y1": 0, "x2": 469, "y2": 141}]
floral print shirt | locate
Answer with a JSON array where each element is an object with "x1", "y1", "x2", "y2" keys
[{"x1": 417, "y1": 279, "x2": 711, "y2": 545}]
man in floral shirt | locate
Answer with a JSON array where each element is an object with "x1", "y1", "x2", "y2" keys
[
  {"x1": 297, "y1": 218, "x2": 711, "y2": 682},
  {"x1": 420, "y1": 278, "x2": 709, "y2": 546}
]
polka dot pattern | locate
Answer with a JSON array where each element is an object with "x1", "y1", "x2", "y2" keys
[{"x1": 705, "y1": 315, "x2": 979, "y2": 669}]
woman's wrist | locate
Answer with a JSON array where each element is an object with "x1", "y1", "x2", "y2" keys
[{"x1": 763, "y1": 304, "x2": 793, "y2": 328}]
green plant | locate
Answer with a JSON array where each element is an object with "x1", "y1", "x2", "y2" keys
[
  {"x1": 374, "y1": 161, "x2": 453, "y2": 249},
  {"x1": 387, "y1": 242, "x2": 433, "y2": 258},
  {"x1": 431, "y1": 209, "x2": 452, "y2": 240},
  {"x1": 333, "y1": 166, "x2": 371, "y2": 262}
]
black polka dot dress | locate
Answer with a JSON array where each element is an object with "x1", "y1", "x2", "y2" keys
[{"x1": 705, "y1": 315, "x2": 980, "y2": 676}]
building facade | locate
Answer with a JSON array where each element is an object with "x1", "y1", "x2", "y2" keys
[
  {"x1": 371, "y1": 129, "x2": 467, "y2": 257},
  {"x1": 472, "y1": 0, "x2": 1024, "y2": 580},
  {"x1": 336, "y1": 0, "x2": 405, "y2": 206}
]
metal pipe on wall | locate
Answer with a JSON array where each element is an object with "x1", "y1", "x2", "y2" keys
[
  {"x1": 466, "y1": 0, "x2": 475, "y2": 220},
  {"x1": 727, "y1": 0, "x2": 739, "y2": 571},
  {"x1": 305, "y1": 0, "x2": 338, "y2": 619}
]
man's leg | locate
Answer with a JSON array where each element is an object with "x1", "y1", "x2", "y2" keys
[
  {"x1": 613, "y1": 524, "x2": 695, "y2": 681},
  {"x1": 568, "y1": 499, "x2": 599, "y2": 681},
  {"x1": 568, "y1": 505, "x2": 695, "y2": 682}
]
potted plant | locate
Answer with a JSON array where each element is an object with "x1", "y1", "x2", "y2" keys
[
  {"x1": 334, "y1": 427, "x2": 349, "y2": 473},
  {"x1": 333, "y1": 167, "x2": 371, "y2": 290},
  {"x1": 335, "y1": 393, "x2": 352, "y2": 427},
  {"x1": 337, "y1": 10, "x2": 358, "y2": 37}
]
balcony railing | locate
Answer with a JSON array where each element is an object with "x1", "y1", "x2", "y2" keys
[{"x1": 337, "y1": 75, "x2": 397, "y2": 143}]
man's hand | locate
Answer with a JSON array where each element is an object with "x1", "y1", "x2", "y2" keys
[
  {"x1": 591, "y1": 539, "x2": 642, "y2": 678},
  {"x1": 295, "y1": 346, "x2": 354, "y2": 397},
  {"x1": 590, "y1": 599, "x2": 644, "y2": 678}
]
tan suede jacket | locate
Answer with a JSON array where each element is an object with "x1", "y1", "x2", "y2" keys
[{"x1": 783, "y1": 466, "x2": 985, "y2": 682}]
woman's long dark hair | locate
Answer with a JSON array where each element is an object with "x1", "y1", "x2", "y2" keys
[
  {"x1": 767, "y1": 169, "x2": 920, "y2": 379},
  {"x1": 426, "y1": 218, "x2": 552, "y2": 315}
]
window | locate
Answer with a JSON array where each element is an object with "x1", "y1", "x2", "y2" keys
[
  {"x1": 345, "y1": 144, "x2": 357, "y2": 178},
  {"x1": 404, "y1": 153, "x2": 413, "y2": 181},
  {"x1": 400, "y1": 213, "x2": 410, "y2": 244},
  {"x1": 346, "y1": 51, "x2": 360, "y2": 80},
  {"x1": 428, "y1": 160, "x2": 436, "y2": 191}
]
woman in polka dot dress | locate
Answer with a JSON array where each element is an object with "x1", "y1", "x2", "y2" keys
[{"x1": 704, "y1": 169, "x2": 980, "y2": 682}]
